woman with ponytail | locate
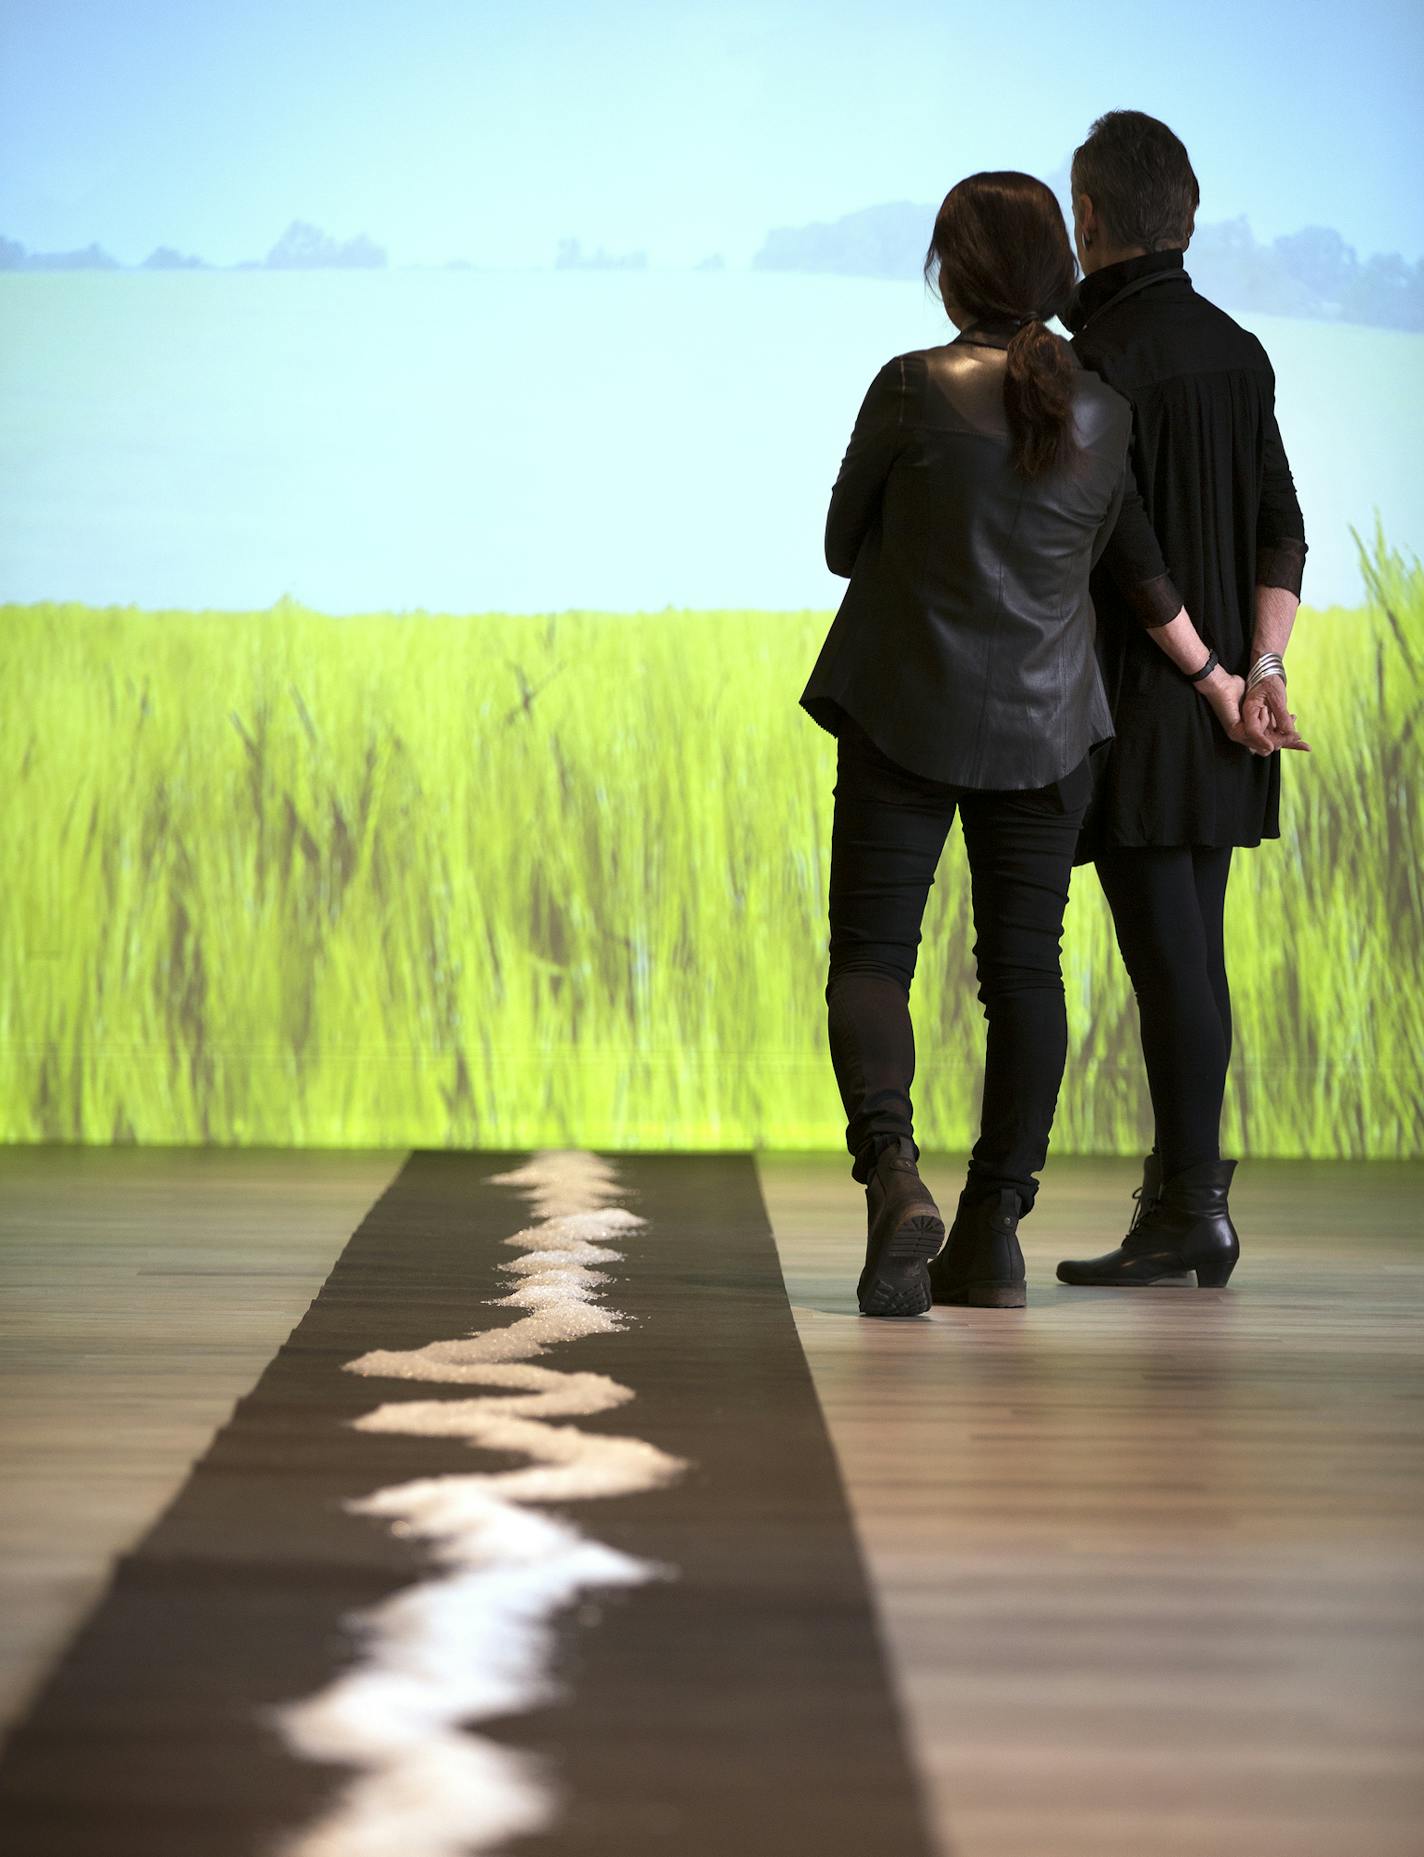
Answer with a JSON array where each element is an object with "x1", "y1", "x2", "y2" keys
[{"x1": 801, "y1": 170, "x2": 1179, "y2": 1318}]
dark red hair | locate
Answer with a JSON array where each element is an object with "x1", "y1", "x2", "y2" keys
[{"x1": 924, "y1": 172, "x2": 1079, "y2": 478}]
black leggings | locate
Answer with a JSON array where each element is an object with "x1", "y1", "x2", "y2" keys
[
  {"x1": 825, "y1": 719, "x2": 1091, "y2": 1208},
  {"x1": 1095, "y1": 845, "x2": 1234, "y2": 1176}
]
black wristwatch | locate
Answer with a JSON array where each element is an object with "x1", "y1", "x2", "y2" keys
[{"x1": 1186, "y1": 649, "x2": 1219, "y2": 683}]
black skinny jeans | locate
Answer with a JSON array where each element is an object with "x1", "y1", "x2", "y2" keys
[
  {"x1": 825, "y1": 719, "x2": 1091, "y2": 1208},
  {"x1": 1095, "y1": 845, "x2": 1234, "y2": 1176}
]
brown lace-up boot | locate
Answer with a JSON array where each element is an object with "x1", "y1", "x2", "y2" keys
[{"x1": 857, "y1": 1139, "x2": 945, "y2": 1318}]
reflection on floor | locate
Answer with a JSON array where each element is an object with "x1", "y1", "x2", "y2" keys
[
  {"x1": 0, "y1": 1146, "x2": 405, "y2": 1732},
  {"x1": 761, "y1": 1152, "x2": 1424, "y2": 1857}
]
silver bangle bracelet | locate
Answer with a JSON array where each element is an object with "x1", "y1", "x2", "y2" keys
[{"x1": 1247, "y1": 653, "x2": 1286, "y2": 691}]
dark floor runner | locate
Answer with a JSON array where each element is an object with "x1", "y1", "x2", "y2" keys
[{"x1": 0, "y1": 1152, "x2": 936, "y2": 1857}]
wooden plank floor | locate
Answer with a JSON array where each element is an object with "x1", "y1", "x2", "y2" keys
[
  {"x1": 1, "y1": 1150, "x2": 1420, "y2": 1856},
  {"x1": 759, "y1": 1153, "x2": 1424, "y2": 1857},
  {"x1": 0, "y1": 1145, "x2": 404, "y2": 1734}
]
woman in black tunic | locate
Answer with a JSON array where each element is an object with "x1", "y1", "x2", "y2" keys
[
  {"x1": 1055, "y1": 111, "x2": 1310, "y2": 1289},
  {"x1": 799, "y1": 172, "x2": 1245, "y2": 1318}
]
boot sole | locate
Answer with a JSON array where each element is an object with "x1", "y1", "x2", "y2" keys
[
  {"x1": 859, "y1": 1214, "x2": 944, "y2": 1319},
  {"x1": 933, "y1": 1281, "x2": 1027, "y2": 1308},
  {"x1": 1056, "y1": 1265, "x2": 1233, "y2": 1289}
]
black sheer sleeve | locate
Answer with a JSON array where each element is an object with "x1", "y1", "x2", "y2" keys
[
  {"x1": 1256, "y1": 376, "x2": 1307, "y2": 595},
  {"x1": 825, "y1": 357, "x2": 912, "y2": 578},
  {"x1": 1100, "y1": 458, "x2": 1184, "y2": 628}
]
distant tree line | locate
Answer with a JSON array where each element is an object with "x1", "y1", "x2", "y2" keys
[
  {"x1": 5, "y1": 205, "x2": 1420, "y2": 329},
  {"x1": 0, "y1": 220, "x2": 387, "y2": 273},
  {"x1": 554, "y1": 237, "x2": 647, "y2": 271},
  {"x1": 1191, "y1": 219, "x2": 1422, "y2": 331},
  {"x1": 752, "y1": 201, "x2": 1423, "y2": 332}
]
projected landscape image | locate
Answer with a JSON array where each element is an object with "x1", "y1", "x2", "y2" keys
[{"x1": 2, "y1": 0, "x2": 1421, "y2": 1152}]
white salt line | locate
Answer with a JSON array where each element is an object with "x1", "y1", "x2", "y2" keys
[{"x1": 270, "y1": 1151, "x2": 687, "y2": 1857}]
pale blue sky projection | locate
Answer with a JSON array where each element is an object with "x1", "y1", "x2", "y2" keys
[
  {"x1": 3, "y1": 0, "x2": 1422, "y2": 266},
  {"x1": 1, "y1": 0, "x2": 1421, "y2": 612}
]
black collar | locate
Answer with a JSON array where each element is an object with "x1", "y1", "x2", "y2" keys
[{"x1": 1063, "y1": 248, "x2": 1188, "y2": 335}]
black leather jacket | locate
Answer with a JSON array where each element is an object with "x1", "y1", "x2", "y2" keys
[{"x1": 800, "y1": 324, "x2": 1132, "y2": 790}]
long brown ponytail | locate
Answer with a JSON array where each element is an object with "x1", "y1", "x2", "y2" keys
[{"x1": 924, "y1": 172, "x2": 1079, "y2": 479}]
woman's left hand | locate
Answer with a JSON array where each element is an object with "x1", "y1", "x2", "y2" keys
[{"x1": 1200, "y1": 670, "x2": 1257, "y2": 749}]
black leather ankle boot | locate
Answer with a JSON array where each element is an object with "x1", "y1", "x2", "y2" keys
[
  {"x1": 1128, "y1": 1150, "x2": 1164, "y2": 1235},
  {"x1": 858, "y1": 1139, "x2": 945, "y2": 1318},
  {"x1": 1056, "y1": 1159, "x2": 1240, "y2": 1288},
  {"x1": 928, "y1": 1188, "x2": 1027, "y2": 1308}
]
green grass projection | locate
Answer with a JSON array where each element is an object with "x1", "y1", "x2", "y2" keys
[{"x1": 3, "y1": 532, "x2": 1420, "y2": 1154}]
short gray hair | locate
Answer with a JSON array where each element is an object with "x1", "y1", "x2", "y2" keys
[{"x1": 1071, "y1": 110, "x2": 1200, "y2": 251}]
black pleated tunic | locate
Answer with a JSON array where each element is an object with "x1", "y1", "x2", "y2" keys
[{"x1": 1066, "y1": 250, "x2": 1308, "y2": 856}]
